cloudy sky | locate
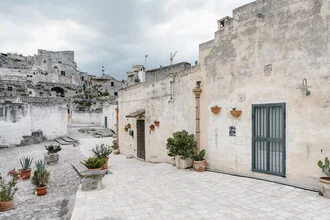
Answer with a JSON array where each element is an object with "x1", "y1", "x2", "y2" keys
[{"x1": 0, "y1": 0, "x2": 252, "y2": 79}]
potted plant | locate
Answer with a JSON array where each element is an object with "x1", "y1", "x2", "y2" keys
[
  {"x1": 166, "y1": 137, "x2": 179, "y2": 166},
  {"x1": 166, "y1": 130, "x2": 196, "y2": 169},
  {"x1": 193, "y1": 149, "x2": 207, "y2": 172},
  {"x1": 154, "y1": 121, "x2": 160, "y2": 127},
  {"x1": 35, "y1": 169, "x2": 47, "y2": 196},
  {"x1": 19, "y1": 157, "x2": 33, "y2": 179},
  {"x1": 32, "y1": 160, "x2": 50, "y2": 186},
  {"x1": 44, "y1": 145, "x2": 62, "y2": 164},
  {"x1": 124, "y1": 126, "x2": 128, "y2": 132},
  {"x1": 230, "y1": 107, "x2": 242, "y2": 118},
  {"x1": 81, "y1": 157, "x2": 107, "y2": 170},
  {"x1": 112, "y1": 140, "x2": 119, "y2": 155},
  {"x1": 91, "y1": 144, "x2": 112, "y2": 170},
  {"x1": 0, "y1": 169, "x2": 21, "y2": 211},
  {"x1": 210, "y1": 105, "x2": 221, "y2": 114},
  {"x1": 149, "y1": 124, "x2": 155, "y2": 131},
  {"x1": 318, "y1": 157, "x2": 330, "y2": 198}
]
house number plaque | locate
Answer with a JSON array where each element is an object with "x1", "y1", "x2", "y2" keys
[{"x1": 229, "y1": 126, "x2": 236, "y2": 136}]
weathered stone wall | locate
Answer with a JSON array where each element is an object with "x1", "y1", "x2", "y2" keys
[
  {"x1": 119, "y1": 0, "x2": 330, "y2": 190},
  {"x1": 71, "y1": 111, "x2": 102, "y2": 125},
  {"x1": 119, "y1": 65, "x2": 200, "y2": 162},
  {"x1": 0, "y1": 102, "x2": 67, "y2": 146},
  {"x1": 101, "y1": 104, "x2": 117, "y2": 130},
  {"x1": 198, "y1": 0, "x2": 330, "y2": 190}
]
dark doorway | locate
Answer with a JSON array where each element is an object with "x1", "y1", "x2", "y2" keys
[
  {"x1": 51, "y1": 87, "x2": 65, "y2": 97},
  {"x1": 136, "y1": 120, "x2": 145, "y2": 160}
]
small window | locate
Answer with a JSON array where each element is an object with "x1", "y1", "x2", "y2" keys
[
  {"x1": 111, "y1": 82, "x2": 114, "y2": 86},
  {"x1": 54, "y1": 66, "x2": 58, "y2": 69},
  {"x1": 44, "y1": 60, "x2": 46, "y2": 63},
  {"x1": 29, "y1": 91, "x2": 32, "y2": 94},
  {"x1": 81, "y1": 76, "x2": 84, "y2": 81},
  {"x1": 114, "y1": 92, "x2": 118, "y2": 96},
  {"x1": 61, "y1": 71, "x2": 66, "y2": 76},
  {"x1": 7, "y1": 87, "x2": 13, "y2": 91},
  {"x1": 0, "y1": 107, "x2": 3, "y2": 117},
  {"x1": 58, "y1": 60, "x2": 62, "y2": 64}
]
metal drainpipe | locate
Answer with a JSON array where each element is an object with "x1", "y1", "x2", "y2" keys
[
  {"x1": 192, "y1": 81, "x2": 202, "y2": 154},
  {"x1": 115, "y1": 107, "x2": 119, "y2": 150}
]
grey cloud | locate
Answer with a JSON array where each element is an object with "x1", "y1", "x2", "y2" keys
[{"x1": 0, "y1": 0, "x2": 252, "y2": 79}]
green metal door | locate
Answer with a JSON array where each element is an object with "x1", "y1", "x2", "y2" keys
[{"x1": 252, "y1": 103, "x2": 286, "y2": 176}]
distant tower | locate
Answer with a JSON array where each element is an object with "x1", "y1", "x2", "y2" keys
[{"x1": 102, "y1": 65, "x2": 105, "y2": 75}]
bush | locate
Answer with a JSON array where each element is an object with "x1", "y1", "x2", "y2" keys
[
  {"x1": 45, "y1": 145, "x2": 62, "y2": 154},
  {"x1": 91, "y1": 144, "x2": 112, "y2": 158},
  {"x1": 81, "y1": 157, "x2": 106, "y2": 169},
  {"x1": 166, "y1": 130, "x2": 196, "y2": 159}
]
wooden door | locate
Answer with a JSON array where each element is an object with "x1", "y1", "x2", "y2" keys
[{"x1": 136, "y1": 120, "x2": 145, "y2": 160}]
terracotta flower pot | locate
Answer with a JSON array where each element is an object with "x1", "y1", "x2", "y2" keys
[
  {"x1": 20, "y1": 168, "x2": 32, "y2": 180},
  {"x1": 36, "y1": 185, "x2": 47, "y2": 196},
  {"x1": 193, "y1": 160, "x2": 207, "y2": 172},
  {"x1": 0, "y1": 199, "x2": 14, "y2": 212},
  {"x1": 127, "y1": 123, "x2": 131, "y2": 129},
  {"x1": 154, "y1": 121, "x2": 160, "y2": 127},
  {"x1": 211, "y1": 106, "x2": 221, "y2": 114},
  {"x1": 149, "y1": 124, "x2": 155, "y2": 131},
  {"x1": 124, "y1": 127, "x2": 128, "y2": 132},
  {"x1": 320, "y1": 177, "x2": 330, "y2": 199},
  {"x1": 230, "y1": 110, "x2": 242, "y2": 118},
  {"x1": 101, "y1": 157, "x2": 109, "y2": 170}
]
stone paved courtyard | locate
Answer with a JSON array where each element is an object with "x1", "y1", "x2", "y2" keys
[
  {"x1": 0, "y1": 125, "x2": 112, "y2": 220},
  {"x1": 72, "y1": 154, "x2": 330, "y2": 220}
]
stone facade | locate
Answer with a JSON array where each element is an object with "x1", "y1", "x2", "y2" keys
[{"x1": 119, "y1": 0, "x2": 330, "y2": 191}]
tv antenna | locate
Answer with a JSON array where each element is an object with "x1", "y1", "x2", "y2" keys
[
  {"x1": 170, "y1": 51, "x2": 177, "y2": 67},
  {"x1": 101, "y1": 65, "x2": 105, "y2": 75}
]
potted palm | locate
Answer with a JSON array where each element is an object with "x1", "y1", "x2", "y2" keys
[
  {"x1": 19, "y1": 157, "x2": 33, "y2": 179},
  {"x1": 318, "y1": 157, "x2": 330, "y2": 198},
  {"x1": 44, "y1": 145, "x2": 62, "y2": 164},
  {"x1": 193, "y1": 149, "x2": 207, "y2": 172},
  {"x1": 91, "y1": 144, "x2": 112, "y2": 170},
  {"x1": 81, "y1": 157, "x2": 107, "y2": 170},
  {"x1": 166, "y1": 130, "x2": 196, "y2": 169},
  {"x1": 0, "y1": 169, "x2": 21, "y2": 211}
]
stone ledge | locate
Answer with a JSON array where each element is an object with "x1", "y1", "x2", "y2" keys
[{"x1": 71, "y1": 163, "x2": 108, "y2": 191}]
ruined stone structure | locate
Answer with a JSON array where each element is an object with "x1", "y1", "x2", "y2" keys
[
  {"x1": 119, "y1": 0, "x2": 330, "y2": 191},
  {"x1": 0, "y1": 50, "x2": 120, "y2": 146}
]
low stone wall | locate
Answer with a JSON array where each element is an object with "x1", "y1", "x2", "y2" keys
[{"x1": 0, "y1": 102, "x2": 67, "y2": 146}]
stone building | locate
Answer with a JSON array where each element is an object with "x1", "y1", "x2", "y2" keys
[
  {"x1": 118, "y1": 0, "x2": 330, "y2": 191},
  {"x1": 90, "y1": 74, "x2": 122, "y2": 97}
]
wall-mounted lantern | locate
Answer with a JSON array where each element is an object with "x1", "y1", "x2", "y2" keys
[{"x1": 296, "y1": 78, "x2": 311, "y2": 96}]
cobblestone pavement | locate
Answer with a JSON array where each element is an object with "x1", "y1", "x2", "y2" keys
[
  {"x1": 0, "y1": 125, "x2": 112, "y2": 220},
  {"x1": 72, "y1": 155, "x2": 330, "y2": 220}
]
